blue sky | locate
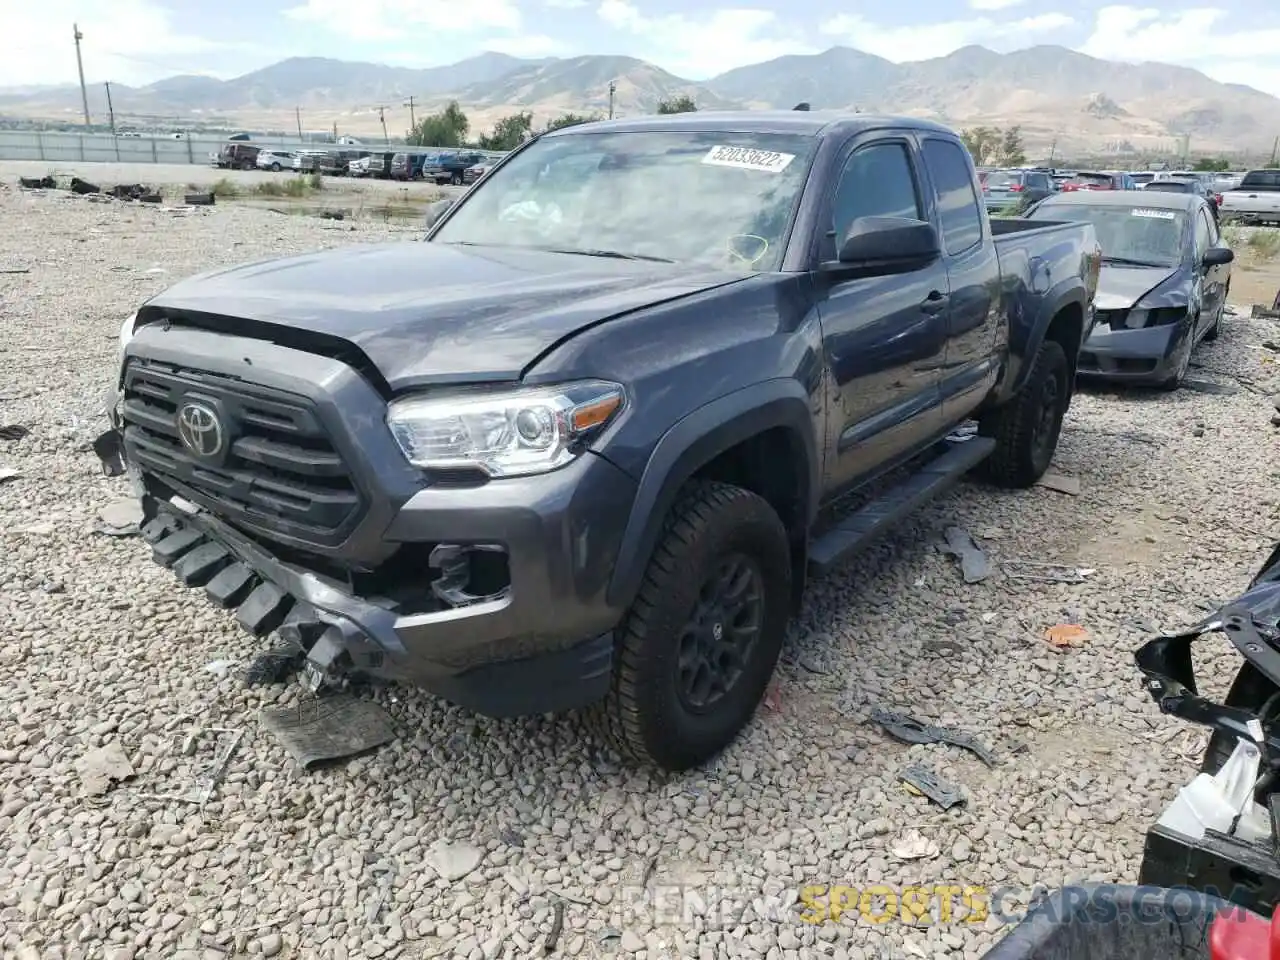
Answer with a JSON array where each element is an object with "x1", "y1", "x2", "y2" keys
[{"x1": 8, "y1": 0, "x2": 1280, "y2": 96}]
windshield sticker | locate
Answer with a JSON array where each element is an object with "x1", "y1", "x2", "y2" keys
[
  {"x1": 702, "y1": 145, "x2": 795, "y2": 173},
  {"x1": 1131, "y1": 208, "x2": 1177, "y2": 219}
]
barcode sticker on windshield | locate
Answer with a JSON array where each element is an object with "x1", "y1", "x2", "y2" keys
[
  {"x1": 702, "y1": 145, "x2": 795, "y2": 173},
  {"x1": 1131, "y1": 208, "x2": 1177, "y2": 219}
]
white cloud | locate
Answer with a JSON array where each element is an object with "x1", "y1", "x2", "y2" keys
[
  {"x1": 544, "y1": 0, "x2": 588, "y2": 7},
  {"x1": 0, "y1": 0, "x2": 245, "y2": 87},
  {"x1": 969, "y1": 0, "x2": 1028, "y2": 9},
  {"x1": 820, "y1": 11, "x2": 1073, "y2": 62},
  {"x1": 596, "y1": 0, "x2": 816, "y2": 78},
  {"x1": 284, "y1": 0, "x2": 522, "y2": 41},
  {"x1": 1079, "y1": 5, "x2": 1280, "y2": 97}
]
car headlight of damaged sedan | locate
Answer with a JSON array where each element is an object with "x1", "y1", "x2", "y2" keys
[
  {"x1": 1124, "y1": 306, "x2": 1186, "y2": 329},
  {"x1": 387, "y1": 380, "x2": 625, "y2": 478}
]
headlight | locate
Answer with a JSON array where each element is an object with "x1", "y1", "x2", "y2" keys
[
  {"x1": 1124, "y1": 307, "x2": 1186, "y2": 329},
  {"x1": 387, "y1": 380, "x2": 625, "y2": 478}
]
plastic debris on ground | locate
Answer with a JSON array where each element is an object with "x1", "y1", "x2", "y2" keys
[
  {"x1": 1036, "y1": 472, "x2": 1082, "y2": 495},
  {"x1": 259, "y1": 694, "x2": 396, "y2": 769},
  {"x1": 1045, "y1": 623, "x2": 1089, "y2": 650},
  {"x1": 941, "y1": 525, "x2": 991, "y2": 583},
  {"x1": 75, "y1": 742, "x2": 136, "y2": 796},
  {"x1": 1003, "y1": 560, "x2": 1096, "y2": 584}
]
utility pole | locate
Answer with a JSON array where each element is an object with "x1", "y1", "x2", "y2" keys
[
  {"x1": 73, "y1": 23, "x2": 90, "y2": 127},
  {"x1": 404, "y1": 95, "x2": 417, "y2": 130},
  {"x1": 1048, "y1": 137, "x2": 1057, "y2": 163},
  {"x1": 377, "y1": 105, "x2": 389, "y2": 144},
  {"x1": 608, "y1": 80, "x2": 616, "y2": 120},
  {"x1": 103, "y1": 82, "x2": 116, "y2": 135},
  {"x1": 295, "y1": 106, "x2": 303, "y2": 140}
]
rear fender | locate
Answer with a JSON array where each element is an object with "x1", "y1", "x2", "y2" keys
[{"x1": 605, "y1": 380, "x2": 819, "y2": 610}]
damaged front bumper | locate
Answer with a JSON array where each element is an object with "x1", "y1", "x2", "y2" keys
[{"x1": 92, "y1": 415, "x2": 635, "y2": 718}]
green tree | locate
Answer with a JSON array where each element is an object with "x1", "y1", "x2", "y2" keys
[
  {"x1": 656, "y1": 95, "x2": 698, "y2": 114},
  {"x1": 998, "y1": 126, "x2": 1026, "y2": 166},
  {"x1": 477, "y1": 112, "x2": 534, "y2": 151},
  {"x1": 407, "y1": 101, "x2": 469, "y2": 148},
  {"x1": 544, "y1": 112, "x2": 603, "y2": 131},
  {"x1": 1192, "y1": 157, "x2": 1231, "y2": 171},
  {"x1": 959, "y1": 126, "x2": 1002, "y2": 165}
]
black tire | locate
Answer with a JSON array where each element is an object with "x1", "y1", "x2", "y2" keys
[
  {"x1": 977, "y1": 338, "x2": 1069, "y2": 488},
  {"x1": 451, "y1": 172, "x2": 463, "y2": 186},
  {"x1": 270, "y1": 162, "x2": 281, "y2": 172},
  {"x1": 1159, "y1": 328, "x2": 1195, "y2": 390},
  {"x1": 588, "y1": 481, "x2": 792, "y2": 771},
  {"x1": 1204, "y1": 292, "x2": 1226, "y2": 341},
  {"x1": 1202, "y1": 663, "x2": 1276, "y2": 779}
]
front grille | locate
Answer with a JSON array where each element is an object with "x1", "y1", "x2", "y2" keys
[{"x1": 121, "y1": 358, "x2": 363, "y2": 543}]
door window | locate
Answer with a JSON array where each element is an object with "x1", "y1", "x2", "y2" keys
[
  {"x1": 922, "y1": 138, "x2": 984, "y2": 255},
  {"x1": 1194, "y1": 209, "x2": 1212, "y2": 259},
  {"x1": 828, "y1": 141, "x2": 922, "y2": 258},
  {"x1": 1201, "y1": 206, "x2": 1220, "y2": 244}
]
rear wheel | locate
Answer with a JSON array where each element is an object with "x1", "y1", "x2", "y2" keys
[
  {"x1": 270, "y1": 162, "x2": 281, "y2": 172},
  {"x1": 978, "y1": 338, "x2": 1069, "y2": 488},
  {"x1": 588, "y1": 481, "x2": 792, "y2": 771}
]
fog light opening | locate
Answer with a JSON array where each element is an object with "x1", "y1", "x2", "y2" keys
[{"x1": 429, "y1": 543, "x2": 511, "y2": 608}]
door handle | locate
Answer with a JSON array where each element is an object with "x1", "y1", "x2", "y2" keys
[{"x1": 920, "y1": 291, "x2": 949, "y2": 315}]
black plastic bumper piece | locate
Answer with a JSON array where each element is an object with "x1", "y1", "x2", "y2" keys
[
  {"x1": 172, "y1": 541, "x2": 231, "y2": 586},
  {"x1": 236, "y1": 581, "x2": 292, "y2": 637},
  {"x1": 205, "y1": 562, "x2": 256, "y2": 608},
  {"x1": 152, "y1": 527, "x2": 204, "y2": 565},
  {"x1": 1139, "y1": 823, "x2": 1280, "y2": 915}
]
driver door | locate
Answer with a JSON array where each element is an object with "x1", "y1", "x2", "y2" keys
[
  {"x1": 814, "y1": 135, "x2": 951, "y2": 492},
  {"x1": 1195, "y1": 205, "x2": 1228, "y2": 333}
]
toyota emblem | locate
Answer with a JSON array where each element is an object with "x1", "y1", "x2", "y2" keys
[{"x1": 176, "y1": 401, "x2": 224, "y2": 458}]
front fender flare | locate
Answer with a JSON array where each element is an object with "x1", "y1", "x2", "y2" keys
[{"x1": 605, "y1": 379, "x2": 819, "y2": 609}]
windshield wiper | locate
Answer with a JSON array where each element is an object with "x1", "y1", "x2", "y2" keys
[
  {"x1": 539, "y1": 246, "x2": 676, "y2": 263},
  {"x1": 1102, "y1": 255, "x2": 1169, "y2": 268}
]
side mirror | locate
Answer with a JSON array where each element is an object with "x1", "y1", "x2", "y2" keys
[
  {"x1": 829, "y1": 216, "x2": 940, "y2": 268},
  {"x1": 1203, "y1": 247, "x2": 1234, "y2": 267},
  {"x1": 423, "y1": 197, "x2": 457, "y2": 231}
]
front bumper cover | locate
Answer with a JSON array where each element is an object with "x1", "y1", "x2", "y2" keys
[{"x1": 1076, "y1": 317, "x2": 1192, "y2": 383}]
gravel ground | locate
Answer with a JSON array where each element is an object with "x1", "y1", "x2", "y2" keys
[{"x1": 2, "y1": 181, "x2": 1280, "y2": 960}]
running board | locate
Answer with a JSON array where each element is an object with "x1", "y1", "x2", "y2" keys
[{"x1": 807, "y1": 436, "x2": 996, "y2": 577}]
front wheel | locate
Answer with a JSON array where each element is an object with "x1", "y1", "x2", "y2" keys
[
  {"x1": 451, "y1": 172, "x2": 463, "y2": 186},
  {"x1": 1159, "y1": 330, "x2": 1194, "y2": 390},
  {"x1": 270, "y1": 162, "x2": 281, "y2": 172},
  {"x1": 588, "y1": 481, "x2": 792, "y2": 771},
  {"x1": 978, "y1": 338, "x2": 1069, "y2": 488}
]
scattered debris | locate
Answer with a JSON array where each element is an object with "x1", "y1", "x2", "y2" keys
[
  {"x1": 91, "y1": 430, "x2": 125, "y2": 477},
  {"x1": 1036, "y1": 472, "x2": 1081, "y2": 496},
  {"x1": 259, "y1": 694, "x2": 396, "y2": 769},
  {"x1": 18, "y1": 176, "x2": 56, "y2": 189},
  {"x1": 890, "y1": 829, "x2": 941, "y2": 861},
  {"x1": 204, "y1": 659, "x2": 236, "y2": 678},
  {"x1": 939, "y1": 525, "x2": 991, "y2": 583},
  {"x1": 144, "y1": 728, "x2": 243, "y2": 808},
  {"x1": 868, "y1": 707, "x2": 998, "y2": 766},
  {"x1": 425, "y1": 839, "x2": 484, "y2": 882},
  {"x1": 1252, "y1": 303, "x2": 1280, "y2": 320},
  {"x1": 319, "y1": 210, "x2": 345, "y2": 221},
  {"x1": 544, "y1": 900, "x2": 565, "y2": 953},
  {"x1": 1003, "y1": 560, "x2": 1095, "y2": 584},
  {"x1": 0, "y1": 425, "x2": 30, "y2": 440},
  {"x1": 1182, "y1": 378, "x2": 1240, "y2": 396},
  {"x1": 1045, "y1": 623, "x2": 1089, "y2": 650},
  {"x1": 75, "y1": 742, "x2": 135, "y2": 796},
  {"x1": 1263, "y1": 340, "x2": 1279, "y2": 353},
  {"x1": 69, "y1": 178, "x2": 100, "y2": 195},
  {"x1": 97, "y1": 498, "x2": 144, "y2": 537},
  {"x1": 0, "y1": 266, "x2": 29, "y2": 275},
  {"x1": 641, "y1": 855, "x2": 658, "y2": 888},
  {"x1": 244, "y1": 641, "x2": 307, "y2": 686},
  {"x1": 0, "y1": 467, "x2": 19, "y2": 483},
  {"x1": 762, "y1": 683, "x2": 782, "y2": 713},
  {"x1": 41, "y1": 580, "x2": 64, "y2": 594},
  {"x1": 185, "y1": 193, "x2": 215, "y2": 206},
  {"x1": 899, "y1": 763, "x2": 966, "y2": 810}
]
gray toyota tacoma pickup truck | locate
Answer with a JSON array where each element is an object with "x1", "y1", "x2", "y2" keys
[{"x1": 99, "y1": 111, "x2": 1101, "y2": 770}]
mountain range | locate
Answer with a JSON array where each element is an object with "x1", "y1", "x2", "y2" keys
[{"x1": 2, "y1": 45, "x2": 1277, "y2": 156}]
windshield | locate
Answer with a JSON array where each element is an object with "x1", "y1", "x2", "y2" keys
[
  {"x1": 1030, "y1": 203, "x2": 1186, "y2": 267},
  {"x1": 432, "y1": 130, "x2": 819, "y2": 271},
  {"x1": 1144, "y1": 181, "x2": 1191, "y2": 193}
]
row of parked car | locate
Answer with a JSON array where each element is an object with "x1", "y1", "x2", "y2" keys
[
  {"x1": 978, "y1": 165, "x2": 1280, "y2": 225},
  {"x1": 210, "y1": 140, "x2": 504, "y2": 186}
]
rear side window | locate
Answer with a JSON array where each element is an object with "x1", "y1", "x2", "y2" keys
[
  {"x1": 1242, "y1": 171, "x2": 1280, "y2": 189},
  {"x1": 923, "y1": 138, "x2": 984, "y2": 255}
]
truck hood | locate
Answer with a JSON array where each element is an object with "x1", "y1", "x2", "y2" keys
[
  {"x1": 144, "y1": 241, "x2": 749, "y2": 390},
  {"x1": 1094, "y1": 264, "x2": 1182, "y2": 311}
]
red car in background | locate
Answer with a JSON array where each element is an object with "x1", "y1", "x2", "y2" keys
[{"x1": 1060, "y1": 171, "x2": 1138, "y2": 192}]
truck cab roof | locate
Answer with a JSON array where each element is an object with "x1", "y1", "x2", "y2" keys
[{"x1": 543, "y1": 110, "x2": 961, "y2": 140}]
